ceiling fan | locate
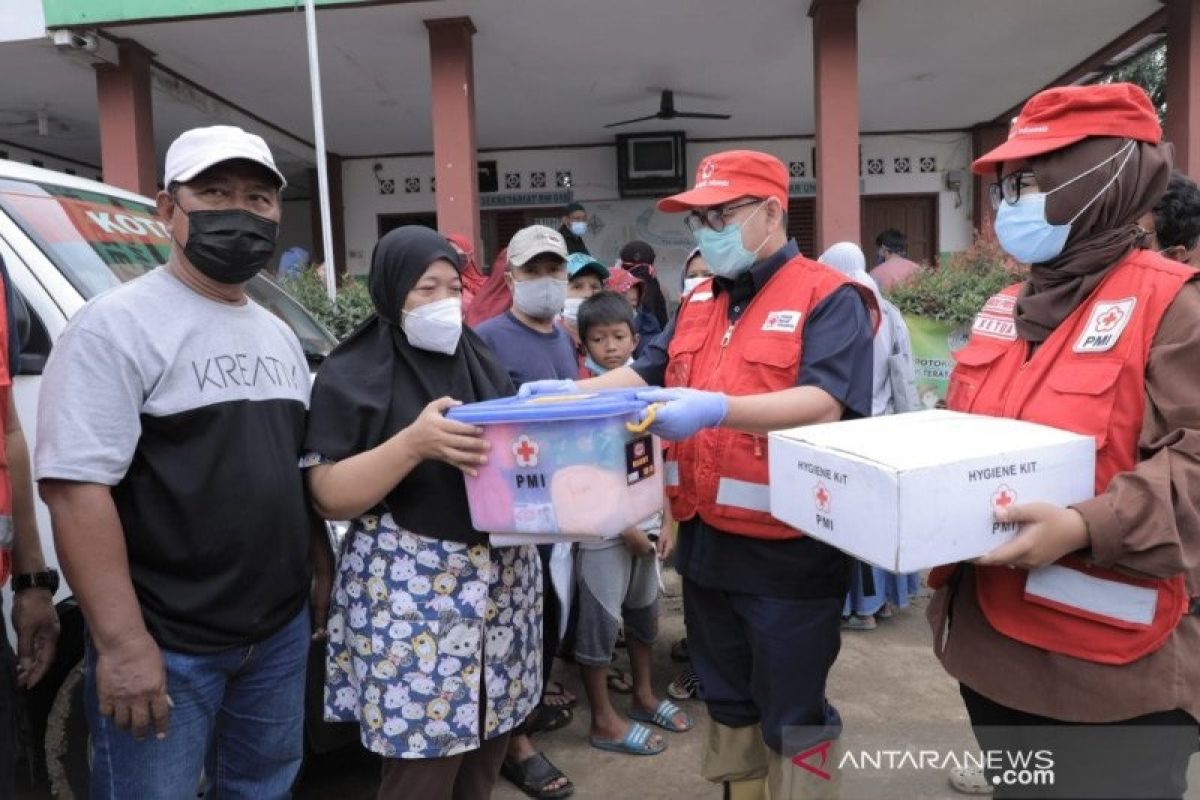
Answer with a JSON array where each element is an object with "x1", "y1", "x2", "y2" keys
[{"x1": 604, "y1": 89, "x2": 732, "y2": 129}]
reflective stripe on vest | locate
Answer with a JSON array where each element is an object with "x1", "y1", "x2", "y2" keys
[
  {"x1": 949, "y1": 251, "x2": 1196, "y2": 664},
  {"x1": 715, "y1": 478, "x2": 771, "y2": 513},
  {"x1": 1026, "y1": 564, "x2": 1157, "y2": 627}
]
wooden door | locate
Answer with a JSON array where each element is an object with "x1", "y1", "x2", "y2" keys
[
  {"x1": 860, "y1": 195, "x2": 938, "y2": 265},
  {"x1": 786, "y1": 197, "x2": 817, "y2": 257}
]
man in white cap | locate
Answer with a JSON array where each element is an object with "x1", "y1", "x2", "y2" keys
[{"x1": 35, "y1": 126, "x2": 329, "y2": 798}]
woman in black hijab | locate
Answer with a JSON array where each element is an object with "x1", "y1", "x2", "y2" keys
[{"x1": 303, "y1": 227, "x2": 544, "y2": 799}]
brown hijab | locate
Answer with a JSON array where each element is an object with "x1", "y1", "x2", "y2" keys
[{"x1": 1014, "y1": 135, "x2": 1173, "y2": 341}]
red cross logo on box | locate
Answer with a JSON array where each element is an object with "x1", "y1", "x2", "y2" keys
[
  {"x1": 1096, "y1": 306, "x2": 1124, "y2": 332},
  {"x1": 992, "y1": 484, "x2": 1017, "y2": 511},
  {"x1": 814, "y1": 482, "x2": 832, "y2": 514},
  {"x1": 513, "y1": 435, "x2": 540, "y2": 468}
]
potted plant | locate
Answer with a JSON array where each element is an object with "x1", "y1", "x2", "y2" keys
[{"x1": 888, "y1": 234, "x2": 1026, "y2": 406}]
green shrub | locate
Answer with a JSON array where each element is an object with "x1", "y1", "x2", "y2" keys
[
  {"x1": 280, "y1": 270, "x2": 375, "y2": 340},
  {"x1": 889, "y1": 235, "x2": 1027, "y2": 325}
]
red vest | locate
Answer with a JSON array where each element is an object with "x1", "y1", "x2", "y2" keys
[
  {"x1": 0, "y1": 268, "x2": 12, "y2": 586},
  {"x1": 663, "y1": 255, "x2": 874, "y2": 540},
  {"x1": 938, "y1": 250, "x2": 1195, "y2": 665}
]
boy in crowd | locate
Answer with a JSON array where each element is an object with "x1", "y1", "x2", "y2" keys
[{"x1": 573, "y1": 292, "x2": 690, "y2": 756}]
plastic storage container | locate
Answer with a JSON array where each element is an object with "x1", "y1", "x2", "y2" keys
[{"x1": 446, "y1": 390, "x2": 664, "y2": 537}]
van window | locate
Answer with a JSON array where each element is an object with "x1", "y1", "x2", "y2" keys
[{"x1": 0, "y1": 178, "x2": 336, "y2": 362}]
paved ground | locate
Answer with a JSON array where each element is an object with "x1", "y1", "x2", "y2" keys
[{"x1": 299, "y1": 571, "x2": 981, "y2": 800}]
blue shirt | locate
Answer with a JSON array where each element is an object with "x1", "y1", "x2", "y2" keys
[
  {"x1": 474, "y1": 311, "x2": 580, "y2": 387},
  {"x1": 633, "y1": 240, "x2": 875, "y2": 599}
]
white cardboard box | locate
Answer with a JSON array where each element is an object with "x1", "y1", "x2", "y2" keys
[{"x1": 767, "y1": 410, "x2": 1096, "y2": 572}]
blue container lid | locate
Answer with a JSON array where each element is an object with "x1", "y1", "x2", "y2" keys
[{"x1": 446, "y1": 388, "x2": 648, "y2": 425}]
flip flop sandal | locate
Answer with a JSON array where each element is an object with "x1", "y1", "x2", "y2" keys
[
  {"x1": 589, "y1": 722, "x2": 667, "y2": 756},
  {"x1": 542, "y1": 681, "x2": 578, "y2": 708},
  {"x1": 669, "y1": 638, "x2": 689, "y2": 662},
  {"x1": 523, "y1": 703, "x2": 573, "y2": 735},
  {"x1": 667, "y1": 669, "x2": 702, "y2": 701},
  {"x1": 606, "y1": 667, "x2": 633, "y2": 694},
  {"x1": 629, "y1": 699, "x2": 693, "y2": 733},
  {"x1": 500, "y1": 752, "x2": 576, "y2": 799}
]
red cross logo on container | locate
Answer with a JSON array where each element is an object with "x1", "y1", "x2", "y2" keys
[
  {"x1": 992, "y1": 485, "x2": 1016, "y2": 511},
  {"x1": 513, "y1": 435, "x2": 540, "y2": 468},
  {"x1": 814, "y1": 482, "x2": 832, "y2": 514}
]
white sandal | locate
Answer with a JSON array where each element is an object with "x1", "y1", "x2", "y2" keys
[{"x1": 949, "y1": 766, "x2": 993, "y2": 795}]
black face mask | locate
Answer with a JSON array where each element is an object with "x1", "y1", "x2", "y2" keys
[{"x1": 178, "y1": 207, "x2": 278, "y2": 284}]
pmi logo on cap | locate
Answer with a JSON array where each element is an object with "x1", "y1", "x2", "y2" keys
[{"x1": 700, "y1": 159, "x2": 717, "y2": 179}]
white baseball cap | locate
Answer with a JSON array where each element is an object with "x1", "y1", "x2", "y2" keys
[
  {"x1": 507, "y1": 225, "x2": 568, "y2": 267},
  {"x1": 164, "y1": 125, "x2": 287, "y2": 189}
]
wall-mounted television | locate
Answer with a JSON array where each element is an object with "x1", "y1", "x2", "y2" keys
[{"x1": 616, "y1": 132, "x2": 686, "y2": 197}]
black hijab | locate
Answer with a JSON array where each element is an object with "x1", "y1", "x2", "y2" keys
[{"x1": 304, "y1": 226, "x2": 514, "y2": 544}]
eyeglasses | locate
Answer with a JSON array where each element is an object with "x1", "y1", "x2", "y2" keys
[
  {"x1": 685, "y1": 199, "x2": 763, "y2": 233},
  {"x1": 988, "y1": 169, "x2": 1036, "y2": 210}
]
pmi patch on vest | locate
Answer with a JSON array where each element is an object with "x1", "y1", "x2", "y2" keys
[
  {"x1": 762, "y1": 310, "x2": 803, "y2": 333},
  {"x1": 1074, "y1": 297, "x2": 1137, "y2": 353},
  {"x1": 972, "y1": 294, "x2": 1017, "y2": 341}
]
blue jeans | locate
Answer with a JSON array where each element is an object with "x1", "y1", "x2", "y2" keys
[{"x1": 85, "y1": 606, "x2": 309, "y2": 800}]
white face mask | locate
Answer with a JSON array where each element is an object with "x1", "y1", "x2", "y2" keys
[
  {"x1": 561, "y1": 296, "x2": 584, "y2": 324},
  {"x1": 402, "y1": 297, "x2": 462, "y2": 355},
  {"x1": 512, "y1": 276, "x2": 568, "y2": 320},
  {"x1": 682, "y1": 276, "x2": 709, "y2": 295}
]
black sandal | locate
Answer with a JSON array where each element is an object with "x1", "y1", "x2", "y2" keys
[
  {"x1": 522, "y1": 703, "x2": 573, "y2": 735},
  {"x1": 501, "y1": 752, "x2": 575, "y2": 799}
]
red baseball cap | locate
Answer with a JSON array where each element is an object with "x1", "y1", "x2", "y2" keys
[
  {"x1": 658, "y1": 150, "x2": 789, "y2": 212},
  {"x1": 605, "y1": 265, "x2": 643, "y2": 295},
  {"x1": 972, "y1": 82, "x2": 1161, "y2": 175}
]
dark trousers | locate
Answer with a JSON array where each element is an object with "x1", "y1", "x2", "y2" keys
[
  {"x1": 378, "y1": 731, "x2": 512, "y2": 800},
  {"x1": 683, "y1": 577, "x2": 843, "y2": 753},
  {"x1": 961, "y1": 684, "x2": 1198, "y2": 799},
  {"x1": 0, "y1": 604, "x2": 16, "y2": 800},
  {"x1": 513, "y1": 545, "x2": 561, "y2": 736}
]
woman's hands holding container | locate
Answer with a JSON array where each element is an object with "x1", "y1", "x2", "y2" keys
[
  {"x1": 975, "y1": 502, "x2": 1090, "y2": 570},
  {"x1": 404, "y1": 397, "x2": 491, "y2": 476}
]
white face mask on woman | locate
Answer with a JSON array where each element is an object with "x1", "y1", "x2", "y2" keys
[{"x1": 402, "y1": 297, "x2": 463, "y2": 355}]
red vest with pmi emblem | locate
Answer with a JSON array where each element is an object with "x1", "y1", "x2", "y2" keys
[
  {"x1": 941, "y1": 249, "x2": 1195, "y2": 665},
  {"x1": 663, "y1": 255, "x2": 874, "y2": 540},
  {"x1": 0, "y1": 268, "x2": 12, "y2": 586}
]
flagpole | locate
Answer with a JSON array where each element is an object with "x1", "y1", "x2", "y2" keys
[{"x1": 304, "y1": 0, "x2": 337, "y2": 301}]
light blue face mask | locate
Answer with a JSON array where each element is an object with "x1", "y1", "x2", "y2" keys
[
  {"x1": 569, "y1": 221, "x2": 587, "y2": 237},
  {"x1": 993, "y1": 141, "x2": 1136, "y2": 265},
  {"x1": 694, "y1": 200, "x2": 769, "y2": 278}
]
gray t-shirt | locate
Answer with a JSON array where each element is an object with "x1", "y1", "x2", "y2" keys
[{"x1": 35, "y1": 267, "x2": 312, "y2": 653}]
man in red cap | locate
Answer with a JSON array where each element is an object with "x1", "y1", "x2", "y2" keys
[
  {"x1": 522, "y1": 149, "x2": 877, "y2": 798},
  {"x1": 928, "y1": 82, "x2": 1200, "y2": 799}
]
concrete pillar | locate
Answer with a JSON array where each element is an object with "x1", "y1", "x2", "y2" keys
[
  {"x1": 971, "y1": 122, "x2": 1009, "y2": 238},
  {"x1": 425, "y1": 16, "x2": 480, "y2": 253},
  {"x1": 1166, "y1": 0, "x2": 1200, "y2": 177},
  {"x1": 810, "y1": 0, "x2": 860, "y2": 254},
  {"x1": 308, "y1": 154, "x2": 346, "y2": 276},
  {"x1": 95, "y1": 41, "x2": 157, "y2": 196}
]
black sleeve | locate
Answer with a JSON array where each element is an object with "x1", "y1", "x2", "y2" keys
[
  {"x1": 796, "y1": 284, "x2": 874, "y2": 419},
  {"x1": 630, "y1": 313, "x2": 675, "y2": 387}
]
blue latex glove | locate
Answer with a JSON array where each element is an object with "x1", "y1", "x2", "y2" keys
[
  {"x1": 635, "y1": 388, "x2": 729, "y2": 441},
  {"x1": 517, "y1": 379, "x2": 578, "y2": 399}
]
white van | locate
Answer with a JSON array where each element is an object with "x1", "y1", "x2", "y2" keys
[{"x1": 0, "y1": 160, "x2": 353, "y2": 795}]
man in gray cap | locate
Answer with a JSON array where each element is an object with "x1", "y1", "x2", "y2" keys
[{"x1": 36, "y1": 125, "x2": 330, "y2": 798}]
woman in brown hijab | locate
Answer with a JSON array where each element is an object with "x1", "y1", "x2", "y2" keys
[{"x1": 928, "y1": 83, "x2": 1200, "y2": 799}]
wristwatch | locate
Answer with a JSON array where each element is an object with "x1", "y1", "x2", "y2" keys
[{"x1": 12, "y1": 569, "x2": 59, "y2": 593}]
